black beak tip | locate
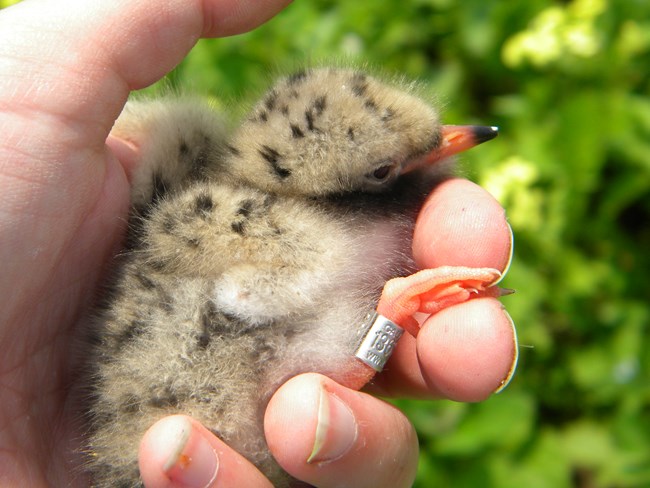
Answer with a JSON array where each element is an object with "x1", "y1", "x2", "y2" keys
[{"x1": 473, "y1": 125, "x2": 499, "y2": 144}]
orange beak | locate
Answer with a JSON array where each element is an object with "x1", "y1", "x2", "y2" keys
[{"x1": 405, "y1": 125, "x2": 498, "y2": 172}]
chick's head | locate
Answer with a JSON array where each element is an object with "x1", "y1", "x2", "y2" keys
[{"x1": 225, "y1": 68, "x2": 444, "y2": 197}]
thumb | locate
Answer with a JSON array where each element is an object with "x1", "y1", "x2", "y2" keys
[{"x1": 0, "y1": 0, "x2": 292, "y2": 148}]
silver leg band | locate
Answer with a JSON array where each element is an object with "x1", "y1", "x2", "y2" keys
[{"x1": 355, "y1": 313, "x2": 404, "y2": 372}]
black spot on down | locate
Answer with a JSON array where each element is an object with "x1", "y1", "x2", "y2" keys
[
  {"x1": 258, "y1": 145, "x2": 291, "y2": 179},
  {"x1": 194, "y1": 193, "x2": 214, "y2": 215}
]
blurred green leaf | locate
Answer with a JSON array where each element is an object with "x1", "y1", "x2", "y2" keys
[{"x1": 434, "y1": 393, "x2": 536, "y2": 455}]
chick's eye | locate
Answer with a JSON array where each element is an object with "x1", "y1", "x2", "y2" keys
[{"x1": 372, "y1": 165, "x2": 392, "y2": 180}]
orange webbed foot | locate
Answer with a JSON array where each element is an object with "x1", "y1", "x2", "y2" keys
[{"x1": 377, "y1": 266, "x2": 503, "y2": 336}]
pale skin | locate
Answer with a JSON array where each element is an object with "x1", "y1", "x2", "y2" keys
[{"x1": 0, "y1": 0, "x2": 516, "y2": 487}]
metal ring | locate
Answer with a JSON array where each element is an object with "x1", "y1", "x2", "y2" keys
[{"x1": 355, "y1": 312, "x2": 404, "y2": 372}]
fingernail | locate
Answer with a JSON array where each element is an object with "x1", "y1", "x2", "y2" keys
[
  {"x1": 307, "y1": 386, "x2": 358, "y2": 464},
  {"x1": 494, "y1": 308, "x2": 519, "y2": 393},
  {"x1": 105, "y1": 134, "x2": 140, "y2": 177},
  {"x1": 495, "y1": 221, "x2": 515, "y2": 284},
  {"x1": 155, "y1": 416, "x2": 219, "y2": 487}
]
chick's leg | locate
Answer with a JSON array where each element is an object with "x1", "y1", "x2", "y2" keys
[{"x1": 377, "y1": 266, "x2": 502, "y2": 337}]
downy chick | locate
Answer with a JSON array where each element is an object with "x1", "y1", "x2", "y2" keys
[{"x1": 86, "y1": 68, "x2": 500, "y2": 487}]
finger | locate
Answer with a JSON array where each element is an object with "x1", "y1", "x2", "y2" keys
[
  {"x1": 265, "y1": 373, "x2": 419, "y2": 488},
  {"x1": 204, "y1": 0, "x2": 295, "y2": 38},
  {"x1": 416, "y1": 298, "x2": 518, "y2": 401},
  {"x1": 368, "y1": 178, "x2": 516, "y2": 399},
  {"x1": 139, "y1": 415, "x2": 273, "y2": 488},
  {"x1": 0, "y1": 0, "x2": 291, "y2": 140},
  {"x1": 368, "y1": 298, "x2": 517, "y2": 400},
  {"x1": 412, "y1": 178, "x2": 513, "y2": 274}
]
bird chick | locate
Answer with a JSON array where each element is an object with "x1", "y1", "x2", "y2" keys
[{"x1": 85, "y1": 67, "x2": 500, "y2": 487}]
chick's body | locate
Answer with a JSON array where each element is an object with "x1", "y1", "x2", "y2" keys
[{"x1": 87, "y1": 68, "x2": 453, "y2": 486}]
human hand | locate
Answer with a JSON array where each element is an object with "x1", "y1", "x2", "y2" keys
[
  {"x1": 0, "y1": 1, "x2": 516, "y2": 487},
  {"x1": 0, "y1": 0, "x2": 290, "y2": 486}
]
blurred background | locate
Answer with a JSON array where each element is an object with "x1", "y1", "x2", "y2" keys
[{"x1": 4, "y1": 0, "x2": 648, "y2": 485}]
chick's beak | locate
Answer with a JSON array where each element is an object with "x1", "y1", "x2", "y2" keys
[
  {"x1": 435, "y1": 125, "x2": 499, "y2": 161},
  {"x1": 404, "y1": 125, "x2": 498, "y2": 172}
]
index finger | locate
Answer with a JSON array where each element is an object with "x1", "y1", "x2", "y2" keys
[{"x1": 413, "y1": 178, "x2": 513, "y2": 273}]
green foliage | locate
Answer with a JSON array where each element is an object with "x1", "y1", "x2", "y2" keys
[
  {"x1": 161, "y1": 1, "x2": 649, "y2": 486},
  {"x1": 6, "y1": 0, "x2": 647, "y2": 485}
]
